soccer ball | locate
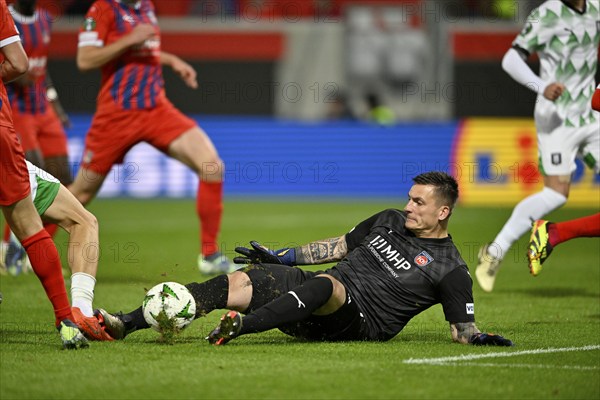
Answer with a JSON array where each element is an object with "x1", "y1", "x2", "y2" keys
[{"x1": 142, "y1": 282, "x2": 196, "y2": 332}]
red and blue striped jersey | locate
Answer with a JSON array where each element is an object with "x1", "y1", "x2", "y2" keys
[
  {"x1": 6, "y1": 5, "x2": 52, "y2": 115},
  {"x1": 0, "y1": 0, "x2": 20, "y2": 127},
  {"x1": 78, "y1": 0, "x2": 165, "y2": 111}
]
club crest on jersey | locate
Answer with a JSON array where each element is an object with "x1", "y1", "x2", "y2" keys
[
  {"x1": 122, "y1": 14, "x2": 136, "y2": 24},
  {"x1": 414, "y1": 251, "x2": 434, "y2": 267},
  {"x1": 83, "y1": 17, "x2": 96, "y2": 32}
]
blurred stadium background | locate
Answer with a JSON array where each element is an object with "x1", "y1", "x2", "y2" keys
[
  {"x1": 33, "y1": 0, "x2": 600, "y2": 207},
  {"x1": 1, "y1": 1, "x2": 599, "y2": 398}
]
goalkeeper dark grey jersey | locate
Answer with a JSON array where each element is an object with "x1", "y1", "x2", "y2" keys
[{"x1": 325, "y1": 209, "x2": 475, "y2": 341}]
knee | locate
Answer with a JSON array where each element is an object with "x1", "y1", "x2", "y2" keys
[
  {"x1": 228, "y1": 270, "x2": 251, "y2": 289},
  {"x1": 314, "y1": 274, "x2": 345, "y2": 315},
  {"x1": 80, "y1": 209, "x2": 99, "y2": 234},
  {"x1": 226, "y1": 271, "x2": 252, "y2": 311},
  {"x1": 199, "y1": 158, "x2": 224, "y2": 182},
  {"x1": 61, "y1": 207, "x2": 98, "y2": 237},
  {"x1": 543, "y1": 185, "x2": 569, "y2": 203}
]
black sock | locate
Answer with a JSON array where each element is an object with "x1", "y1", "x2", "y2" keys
[
  {"x1": 122, "y1": 307, "x2": 148, "y2": 334},
  {"x1": 240, "y1": 276, "x2": 333, "y2": 335},
  {"x1": 122, "y1": 275, "x2": 229, "y2": 334},
  {"x1": 185, "y1": 274, "x2": 229, "y2": 318}
]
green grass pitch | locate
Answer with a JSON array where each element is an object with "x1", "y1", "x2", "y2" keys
[{"x1": 1, "y1": 199, "x2": 599, "y2": 399}]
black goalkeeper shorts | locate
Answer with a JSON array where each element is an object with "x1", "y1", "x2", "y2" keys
[{"x1": 243, "y1": 263, "x2": 369, "y2": 341}]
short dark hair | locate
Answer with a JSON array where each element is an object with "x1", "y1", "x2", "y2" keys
[{"x1": 412, "y1": 171, "x2": 459, "y2": 208}]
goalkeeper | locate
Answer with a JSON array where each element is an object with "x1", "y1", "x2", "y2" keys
[{"x1": 98, "y1": 172, "x2": 512, "y2": 346}]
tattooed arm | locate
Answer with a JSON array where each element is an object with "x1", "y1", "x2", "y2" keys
[
  {"x1": 450, "y1": 322, "x2": 480, "y2": 344},
  {"x1": 294, "y1": 236, "x2": 348, "y2": 265},
  {"x1": 450, "y1": 322, "x2": 513, "y2": 346}
]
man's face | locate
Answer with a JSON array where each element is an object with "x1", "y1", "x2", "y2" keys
[{"x1": 403, "y1": 184, "x2": 447, "y2": 233}]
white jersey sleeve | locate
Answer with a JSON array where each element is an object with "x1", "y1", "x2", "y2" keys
[
  {"x1": 502, "y1": 48, "x2": 547, "y2": 94},
  {"x1": 512, "y1": 1, "x2": 600, "y2": 128}
]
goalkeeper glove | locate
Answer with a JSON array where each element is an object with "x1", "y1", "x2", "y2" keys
[
  {"x1": 470, "y1": 333, "x2": 513, "y2": 346},
  {"x1": 234, "y1": 241, "x2": 297, "y2": 266}
]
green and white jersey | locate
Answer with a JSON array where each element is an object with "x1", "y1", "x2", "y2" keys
[
  {"x1": 25, "y1": 160, "x2": 60, "y2": 215},
  {"x1": 513, "y1": 0, "x2": 600, "y2": 128}
]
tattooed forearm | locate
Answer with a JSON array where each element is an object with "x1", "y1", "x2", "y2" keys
[
  {"x1": 450, "y1": 322, "x2": 480, "y2": 344},
  {"x1": 295, "y1": 236, "x2": 348, "y2": 265}
]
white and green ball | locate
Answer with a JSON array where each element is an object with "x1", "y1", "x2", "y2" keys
[{"x1": 142, "y1": 282, "x2": 196, "y2": 331}]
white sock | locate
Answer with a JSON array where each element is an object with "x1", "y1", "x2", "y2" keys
[
  {"x1": 71, "y1": 272, "x2": 96, "y2": 317},
  {"x1": 490, "y1": 187, "x2": 566, "y2": 259}
]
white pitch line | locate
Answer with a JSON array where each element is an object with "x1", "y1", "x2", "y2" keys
[
  {"x1": 403, "y1": 345, "x2": 600, "y2": 365},
  {"x1": 446, "y1": 362, "x2": 599, "y2": 371}
]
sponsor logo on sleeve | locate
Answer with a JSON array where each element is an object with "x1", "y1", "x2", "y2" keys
[
  {"x1": 414, "y1": 251, "x2": 434, "y2": 267},
  {"x1": 83, "y1": 150, "x2": 94, "y2": 164},
  {"x1": 466, "y1": 303, "x2": 475, "y2": 315},
  {"x1": 147, "y1": 11, "x2": 158, "y2": 24}
]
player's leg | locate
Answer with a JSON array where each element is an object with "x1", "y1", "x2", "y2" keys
[
  {"x1": 242, "y1": 274, "x2": 343, "y2": 330},
  {"x1": 38, "y1": 105, "x2": 73, "y2": 186},
  {"x1": 476, "y1": 178, "x2": 568, "y2": 291},
  {"x1": 148, "y1": 102, "x2": 232, "y2": 273},
  {"x1": 68, "y1": 168, "x2": 107, "y2": 207},
  {"x1": 167, "y1": 126, "x2": 231, "y2": 273},
  {"x1": 493, "y1": 174, "x2": 569, "y2": 254},
  {"x1": 2, "y1": 198, "x2": 68, "y2": 319},
  {"x1": 41, "y1": 182, "x2": 112, "y2": 340},
  {"x1": 278, "y1": 288, "x2": 368, "y2": 342},
  {"x1": 41, "y1": 186, "x2": 96, "y2": 305},
  {"x1": 1, "y1": 200, "x2": 88, "y2": 346},
  {"x1": 97, "y1": 272, "x2": 236, "y2": 339},
  {"x1": 98, "y1": 263, "x2": 299, "y2": 339},
  {"x1": 37, "y1": 109, "x2": 72, "y2": 238},
  {"x1": 528, "y1": 213, "x2": 600, "y2": 276},
  {"x1": 547, "y1": 213, "x2": 600, "y2": 245},
  {"x1": 0, "y1": 129, "x2": 75, "y2": 328},
  {"x1": 12, "y1": 109, "x2": 45, "y2": 169},
  {"x1": 528, "y1": 125, "x2": 600, "y2": 276},
  {"x1": 42, "y1": 185, "x2": 99, "y2": 294},
  {"x1": 475, "y1": 125, "x2": 577, "y2": 292},
  {"x1": 207, "y1": 273, "x2": 347, "y2": 345},
  {"x1": 1, "y1": 111, "x2": 43, "y2": 270}
]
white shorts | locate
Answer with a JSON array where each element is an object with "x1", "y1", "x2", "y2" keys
[
  {"x1": 25, "y1": 160, "x2": 60, "y2": 215},
  {"x1": 537, "y1": 121, "x2": 599, "y2": 176}
]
